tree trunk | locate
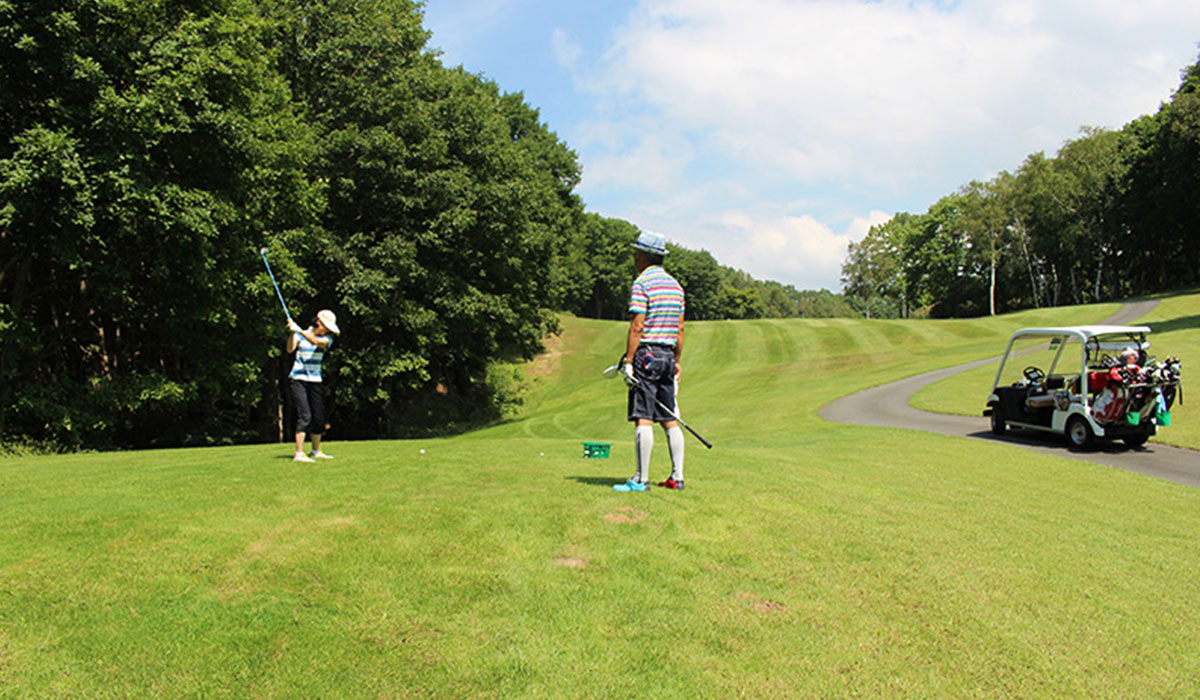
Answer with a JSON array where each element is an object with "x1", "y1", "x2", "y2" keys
[
  {"x1": 989, "y1": 245, "x2": 997, "y2": 316},
  {"x1": 1015, "y1": 218, "x2": 1041, "y2": 308},
  {"x1": 276, "y1": 396, "x2": 284, "y2": 442}
]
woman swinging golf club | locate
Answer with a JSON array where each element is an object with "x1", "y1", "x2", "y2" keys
[
  {"x1": 286, "y1": 309, "x2": 340, "y2": 462},
  {"x1": 613, "y1": 231, "x2": 688, "y2": 492}
]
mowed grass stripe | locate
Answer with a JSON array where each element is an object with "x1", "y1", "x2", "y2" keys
[
  {"x1": 3, "y1": 297, "x2": 1200, "y2": 697},
  {"x1": 513, "y1": 300, "x2": 1137, "y2": 447},
  {"x1": 752, "y1": 319, "x2": 804, "y2": 366}
]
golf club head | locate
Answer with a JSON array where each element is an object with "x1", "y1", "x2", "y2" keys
[
  {"x1": 259, "y1": 246, "x2": 270, "y2": 256},
  {"x1": 602, "y1": 364, "x2": 620, "y2": 379}
]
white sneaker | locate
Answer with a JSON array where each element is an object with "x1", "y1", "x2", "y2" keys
[
  {"x1": 293, "y1": 452, "x2": 315, "y2": 463},
  {"x1": 311, "y1": 451, "x2": 334, "y2": 459}
]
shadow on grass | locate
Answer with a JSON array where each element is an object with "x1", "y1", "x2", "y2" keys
[
  {"x1": 566, "y1": 476, "x2": 623, "y2": 487},
  {"x1": 1147, "y1": 315, "x2": 1200, "y2": 334}
]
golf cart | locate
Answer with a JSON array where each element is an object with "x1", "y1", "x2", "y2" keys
[{"x1": 983, "y1": 326, "x2": 1182, "y2": 449}]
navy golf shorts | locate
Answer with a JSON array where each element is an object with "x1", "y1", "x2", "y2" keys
[{"x1": 627, "y1": 345, "x2": 677, "y2": 423}]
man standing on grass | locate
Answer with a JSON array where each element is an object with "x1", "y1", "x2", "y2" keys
[{"x1": 614, "y1": 231, "x2": 687, "y2": 492}]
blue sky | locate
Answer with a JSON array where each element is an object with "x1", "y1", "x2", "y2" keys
[{"x1": 422, "y1": 0, "x2": 1200, "y2": 291}]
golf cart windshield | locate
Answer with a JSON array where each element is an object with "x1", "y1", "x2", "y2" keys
[{"x1": 992, "y1": 326, "x2": 1150, "y2": 391}]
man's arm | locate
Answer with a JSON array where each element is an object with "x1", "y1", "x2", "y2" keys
[
  {"x1": 675, "y1": 314, "x2": 684, "y2": 363},
  {"x1": 624, "y1": 313, "x2": 645, "y2": 365}
]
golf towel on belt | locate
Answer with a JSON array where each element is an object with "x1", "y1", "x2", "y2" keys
[
  {"x1": 289, "y1": 333, "x2": 333, "y2": 382},
  {"x1": 629, "y1": 265, "x2": 684, "y2": 345}
]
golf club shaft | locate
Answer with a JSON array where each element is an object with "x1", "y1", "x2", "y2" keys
[
  {"x1": 654, "y1": 397, "x2": 713, "y2": 449},
  {"x1": 259, "y1": 250, "x2": 292, "y2": 319},
  {"x1": 603, "y1": 362, "x2": 712, "y2": 448}
]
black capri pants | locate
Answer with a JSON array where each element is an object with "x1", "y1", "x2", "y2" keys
[{"x1": 289, "y1": 379, "x2": 326, "y2": 434}]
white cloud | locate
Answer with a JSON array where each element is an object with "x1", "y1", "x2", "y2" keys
[
  {"x1": 551, "y1": 28, "x2": 582, "y2": 70},
  {"x1": 602, "y1": 0, "x2": 1125, "y2": 183},
  {"x1": 704, "y1": 210, "x2": 892, "y2": 291},
  {"x1": 614, "y1": 204, "x2": 890, "y2": 291},
  {"x1": 848, "y1": 211, "x2": 895, "y2": 243},
  {"x1": 578, "y1": 121, "x2": 694, "y2": 192},
  {"x1": 569, "y1": 0, "x2": 1200, "y2": 289}
]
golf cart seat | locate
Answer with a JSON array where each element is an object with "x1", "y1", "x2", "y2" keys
[{"x1": 1025, "y1": 393, "x2": 1056, "y2": 409}]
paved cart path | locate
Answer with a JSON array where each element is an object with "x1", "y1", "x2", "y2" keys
[{"x1": 820, "y1": 300, "x2": 1200, "y2": 489}]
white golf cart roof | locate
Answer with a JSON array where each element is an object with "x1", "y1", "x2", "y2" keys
[
  {"x1": 1009, "y1": 325, "x2": 1151, "y2": 341},
  {"x1": 1008, "y1": 326, "x2": 1152, "y2": 354},
  {"x1": 993, "y1": 325, "x2": 1153, "y2": 391}
]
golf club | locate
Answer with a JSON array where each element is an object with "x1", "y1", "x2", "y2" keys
[
  {"x1": 259, "y1": 247, "x2": 292, "y2": 320},
  {"x1": 602, "y1": 363, "x2": 714, "y2": 449}
]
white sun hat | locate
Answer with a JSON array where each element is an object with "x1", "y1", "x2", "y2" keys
[{"x1": 317, "y1": 309, "x2": 340, "y2": 335}]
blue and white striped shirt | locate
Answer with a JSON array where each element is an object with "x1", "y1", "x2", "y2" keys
[{"x1": 289, "y1": 333, "x2": 332, "y2": 382}]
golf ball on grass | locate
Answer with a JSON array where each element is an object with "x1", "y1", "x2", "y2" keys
[{"x1": 419, "y1": 448, "x2": 426, "y2": 454}]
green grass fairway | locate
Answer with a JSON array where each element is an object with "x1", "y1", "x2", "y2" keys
[
  {"x1": 911, "y1": 289, "x2": 1200, "y2": 450},
  {"x1": 4, "y1": 299, "x2": 1200, "y2": 697}
]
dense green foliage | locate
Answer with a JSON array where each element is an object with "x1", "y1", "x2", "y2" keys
[
  {"x1": 843, "y1": 54, "x2": 1200, "y2": 318},
  {"x1": 0, "y1": 0, "x2": 320, "y2": 448},
  {"x1": 0, "y1": 0, "x2": 853, "y2": 450},
  {"x1": 0, "y1": 0, "x2": 580, "y2": 447},
  {"x1": 258, "y1": 0, "x2": 588, "y2": 438}
]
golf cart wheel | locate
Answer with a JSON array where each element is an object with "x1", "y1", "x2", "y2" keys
[
  {"x1": 1123, "y1": 433, "x2": 1149, "y2": 448},
  {"x1": 1065, "y1": 415, "x2": 1094, "y2": 450},
  {"x1": 989, "y1": 404, "x2": 1006, "y2": 436}
]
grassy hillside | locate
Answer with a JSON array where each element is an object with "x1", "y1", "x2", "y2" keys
[
  {"x1": 910, "y1": 289, "x2": 1200, "y2": 450},
  {"x1": 3, "y1": 299, "x2": 1200, "y2": 698}
]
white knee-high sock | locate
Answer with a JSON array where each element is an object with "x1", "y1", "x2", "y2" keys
[
  {"x1": 666, "y1": 425, "x2": 685, "y2": 481},
  {"x1": 635, "y1": 425, "x2": 654, "y2": 482}
]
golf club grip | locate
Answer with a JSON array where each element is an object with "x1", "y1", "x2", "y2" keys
[{"x1": 682, "y1": 420, "x2": 713, "y2": 449}]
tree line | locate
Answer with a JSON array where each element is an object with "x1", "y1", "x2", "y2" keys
[
  {"x1": 842, "y1": 54, "x2": 1200, "y2": 319},
  {"x1": 560, "y1": 213, "x2": 854, "y2": 322},
  {"x1": 0, "y1": 0, "x2": 853, "y2": 452}
]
